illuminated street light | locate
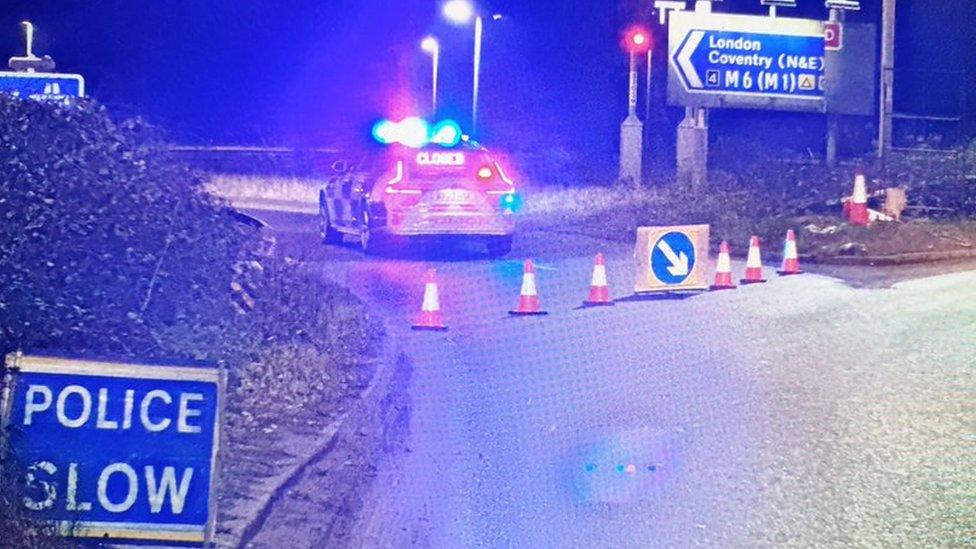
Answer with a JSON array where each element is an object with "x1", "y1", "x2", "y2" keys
[
  {"x1": 420, "y1": 36, "x2": 440, "y2": 115},
  {"x1": 442, "y1": 0, "x2": 475, "y2": 25},
  {"x1": 421, "y1": 36, "x2": 439, "y2": 54}
]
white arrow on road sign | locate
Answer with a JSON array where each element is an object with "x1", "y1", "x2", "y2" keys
[
  {"x1": 675, "y1": 30, "x2": 705, "y2": 89},
  {"x1": 656, "y1": 239, "x2": 690, "y2": 277}
]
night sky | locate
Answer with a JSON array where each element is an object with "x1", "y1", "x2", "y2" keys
[{"x1": 1, "y1": 1, "x2": 973, "y2": 161}]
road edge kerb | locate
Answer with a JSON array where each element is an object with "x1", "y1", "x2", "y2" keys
[
  {"x1": 222, "y1": 322, "x2": 401, "y2": 549},
  {"x1": 806, "y1": 247, "x2": 976, "y2": 266},
  {"x1": 224, "y1": 198, "x2": 318, "y2": 215}
]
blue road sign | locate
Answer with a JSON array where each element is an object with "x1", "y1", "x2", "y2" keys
[
  {"x1": 651, "y1": 231, "x2": 697, "y2": 285},
  {"x1": 672, "y1": 29, "x2": 824, "y2": 99},
  {"x1": 0, "y1": 71, "x2": 85, "y2": 100},
  {"x1": 1, "y1": 354, "x2": 222, "y2": 546}
]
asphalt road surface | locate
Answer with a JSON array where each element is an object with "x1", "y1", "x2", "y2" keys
[{"x1": 253, "y1": 212, "x2": 975, "y2": 548}]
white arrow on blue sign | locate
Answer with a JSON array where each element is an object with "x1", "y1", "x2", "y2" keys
[
  {"x1": 0, "y1": 71, "x2": 85, "y2": 100},
  {"x1": 672, "y1": 28, "x2": 824, "y2": 99},
  {"x1": 652, "y1": 232, "x2": 696, "y2": 285}
]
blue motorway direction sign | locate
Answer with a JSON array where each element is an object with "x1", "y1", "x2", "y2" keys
[
  {"x1": 0, "y1": 71, "x2": 85, "y2": 100},
  {"x1": 634, "y1": 224, "x2": 710, "y2": 293},
  {"x1": 1, "y1": 354, "x2": 222, "y2": 546},
  {"x1": 673, "y1": 29, "x2": 824, "y2": 99},
  {"x1": 651, "y1": 232, "x2": 696, "y2": 285},
  {"x1": 667, "y1": 12, "x2": 838, "y2": 113}
]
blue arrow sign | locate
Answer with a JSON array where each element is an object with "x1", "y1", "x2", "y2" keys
[
  {"x1": 0, "y1": 71, "x2": 85, "y2": 100},
  {"x1": 673, "y1": 29, "x2": 824, "y2": 99},
  {"x1": 651, "y1": 232, "x2": 696, "y2": 285}
]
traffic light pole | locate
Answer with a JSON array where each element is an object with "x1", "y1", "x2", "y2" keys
[{"x1": 619, "y1": 51, "x2": 644, "y2": 185}]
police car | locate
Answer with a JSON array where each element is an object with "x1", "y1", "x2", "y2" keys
[{"x1": 318, "y1": 140, "x2": 518, "y2": 256}]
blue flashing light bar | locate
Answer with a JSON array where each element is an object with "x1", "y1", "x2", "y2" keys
[{"x1": 371, "y1": 118, "x2": 463, "y2": 148}]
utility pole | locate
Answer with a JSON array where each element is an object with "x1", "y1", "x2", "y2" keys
[{"x1": 878, "y1": 0, "x2": 895, "y2": 160}]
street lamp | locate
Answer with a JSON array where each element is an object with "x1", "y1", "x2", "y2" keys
[
  {"x1": 420, "y1": 36, "x2": 440, "y2": 115},
  {"x1": 441, "y1": 0, "x2": 501, "y2": 134},
  {"x1": 442, "y1": 0, "x2": 475, "y2": 25}
]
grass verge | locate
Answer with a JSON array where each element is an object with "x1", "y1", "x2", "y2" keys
[{"x1": 519, "y1": 183, "x2": 976, "y2": 262}]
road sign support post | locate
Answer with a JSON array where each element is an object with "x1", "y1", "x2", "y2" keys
[
  {"x1": 825, "y1": 9, "x2": 843, "y2": 167},
  {"x1": 8, "y1": 21, "x2": 55, "y2": 73},
  {"x1": 826, "y1": 115, "x2": 839, "y2": 167},
  {"x1": 878, "y1": 0, "x2": 896, "y2": 161},
  {"x1": 619, "y1": 51, "x2": 644, "y2": 185},
  {"x1": 676, "y1": 107, "x2": 707, "y2": 187}
]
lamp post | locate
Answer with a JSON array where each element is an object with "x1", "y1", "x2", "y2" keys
[
  {"x1": 421, "y1": 36, "x2": 440, "y2": 115},
  {"x1": 442, "y1": 0, "x2": 501, "y2": 135}
]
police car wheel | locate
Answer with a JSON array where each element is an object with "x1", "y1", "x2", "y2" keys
[
  {"x1": 359, "y1": 207, "x2": 376, "y2": 253},
  {"x1": 319, "y1": 196, "x2": 342, "y2": 245},
  {"x1": 487, "y1": 235, "x2": 513, "y2": 257}
]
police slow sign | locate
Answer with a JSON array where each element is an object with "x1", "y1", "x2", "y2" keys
[{"x1": 1, "y1": 354, "x2": 223, "y2": 545}]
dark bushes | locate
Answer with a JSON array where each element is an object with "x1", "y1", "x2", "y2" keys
[
  {"x1": 0, "y1": 97, "x2": 380, "y2": 546},
  {"x1": 0, "y1": 96, "x2": 260, "y2": 363}
]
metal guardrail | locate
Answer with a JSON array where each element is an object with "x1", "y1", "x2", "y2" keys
[
  {"x1": 892, "y1": 68, "x2": 969, "y2": 151},
  {"x1": 167, "y1": 146, "x2": 351, "y2": 176},
  {"x1": 167, "y1": 145, "x2": 341, "y2": 154}
]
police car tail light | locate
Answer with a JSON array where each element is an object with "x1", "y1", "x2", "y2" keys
[{"x1": 476, "y1": 165, "x2": 494, "y2": 181}]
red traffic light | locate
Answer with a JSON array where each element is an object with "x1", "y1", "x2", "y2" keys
[{"x1": 622, "y1": 25, "x2": 652, "y2": 54}]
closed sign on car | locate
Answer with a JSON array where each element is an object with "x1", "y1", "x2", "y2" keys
[{"x1": 416, "y1": 151, "x2": 465, "y2": 166}]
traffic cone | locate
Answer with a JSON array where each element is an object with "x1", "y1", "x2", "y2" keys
[
  {"x1": 710, "y1": 241, "x2": 736, "y2": 291},
  {"x1": 510, "y1": 259, "x2": 548, "y2": 316},
  {"x1": 412, "y1": 269, "x2": 448, "y2": 331},
  {"x1": 848, "y1": 167, "x2": 869, "y2": 226},
  {"x1": 740, "y1": 236, "x2": 767, "y2": 285},
  {"x1": 583, "y1": 253, "x2": 614, "y2": 306},
  {"x1": 777, "y1": 229, "x2": 803, "y2": 275}
]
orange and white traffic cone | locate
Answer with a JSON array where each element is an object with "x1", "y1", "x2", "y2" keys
[
  {"x1": 777, "y1": 229, "x2": 803, "y2": 276},
  {"x1": 583, "y1": 253, "x2": 614, "y2": 306},
  {"x1": 510, "y1": 259, "x2": 548, "y2": 316},
  {"x1": 412, "y1": 269, "x2": 448, "y2": 331},
  {"x1": 740, "y1": 236, "x2": 767, "y2": 285},
  {"x1": 848, "y1": 167, "x2": 869, "y2": 226},
  {"x1": 710, "y1": 241, "x2": 736, "y2": 291}
]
